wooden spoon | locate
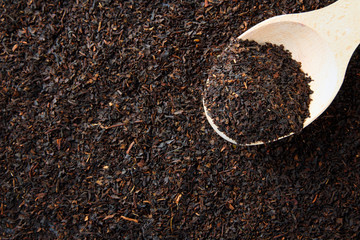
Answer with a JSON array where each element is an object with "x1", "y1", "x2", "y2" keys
[{"x1": 204, "y1": 0, "x2": 360, "y2": 146}]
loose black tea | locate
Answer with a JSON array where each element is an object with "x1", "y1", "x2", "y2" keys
[
  {"x1": 1, "y1": 0, "x2": 359, "y2": 239},
  {"x1": 203, "y1": 39, "x2": 313, "y2": 144}
]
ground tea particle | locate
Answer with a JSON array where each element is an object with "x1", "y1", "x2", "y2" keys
[{"x1": 203, "y1": 39, "x2": 313, "y2": 144}]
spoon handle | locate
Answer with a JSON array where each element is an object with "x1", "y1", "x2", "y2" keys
[{"x1": 294, "y1": 0, "x2": 360, "y2": 72}]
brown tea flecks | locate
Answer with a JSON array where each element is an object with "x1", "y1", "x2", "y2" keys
[{"x1": 204, "y1": 39, "x2": 313, "y2": 144}]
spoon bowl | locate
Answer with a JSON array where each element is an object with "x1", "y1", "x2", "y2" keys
[{"x1": 204, "y1": 0, "x2": 360, "y2": 146}]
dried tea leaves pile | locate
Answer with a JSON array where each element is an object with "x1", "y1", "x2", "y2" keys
[
  {"x1": 204, "y1": 40, "x2": 313, "y2": 144},
  {"x1": 2, "y1": 0, "x2": 360, "y2": 239}
]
